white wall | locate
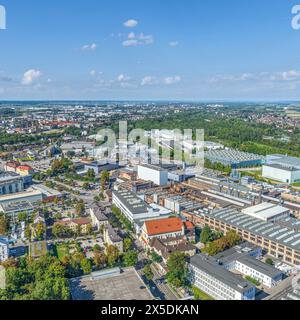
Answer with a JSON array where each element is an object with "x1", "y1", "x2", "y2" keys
[
  {"x1": 137, "y1": 165, "x2": 168, "y2": 186},
  {"x1": 262, "y1": 165, "x2": 295, "y2": 184}
]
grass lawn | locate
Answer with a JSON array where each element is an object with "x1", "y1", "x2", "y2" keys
[
  {"x1": 56, "y1": 244, "x2": 69, "y2": 260},
  {"x1": 193, "y1": 286, "x2": 214, "y2": 301},
  {"x1": 245, "y1": 276, "x2": 261, "y2": 287}
]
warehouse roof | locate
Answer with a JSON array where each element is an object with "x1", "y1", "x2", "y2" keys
[
  {"x1": 202, "y1": 208, "x2": 300, "y2": 252},
  {"x1": 242, "y1": 203, "x2": 290, "y2": 221}
]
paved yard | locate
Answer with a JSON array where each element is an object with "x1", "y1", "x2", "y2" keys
[{"x1": 69, "y1": 267, "x2": 154, "y2": 300}]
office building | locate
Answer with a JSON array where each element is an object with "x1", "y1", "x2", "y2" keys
[
  {"x1": 0, "y1": 237, "x2": 9, "y2": 262},
  {"x1": 214, "y1": 244, "x2": 283, "y2": 288},
  {"x1": 190, "y1": 254, "x2": 256, "y2": 300},
  {"x1": 112, "y1": 190, "x2": 171, "y2": 227}
]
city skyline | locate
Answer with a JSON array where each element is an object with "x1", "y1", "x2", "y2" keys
[{"x1": 0, "y1": 0, "x2": 300, "y2": 100}]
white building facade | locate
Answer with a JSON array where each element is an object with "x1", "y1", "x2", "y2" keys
[{"x1": 137, "y1": 164, "x2": 168, "y2": 186}]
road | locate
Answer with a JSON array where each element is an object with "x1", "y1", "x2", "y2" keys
[
  {"x1": 137, "y1": 251, "x2": 179, "y2": 300},
  {"x1": 263, "y1": 275, "x2": 295, "y2": 300}
]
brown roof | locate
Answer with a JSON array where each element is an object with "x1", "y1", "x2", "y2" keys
[{"x1": 145, "y1": 217, "x2": 183, "y2": 236}]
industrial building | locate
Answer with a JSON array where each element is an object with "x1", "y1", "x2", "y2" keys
[
  {"x1": 137, "y1": 164, "x2": 168, "y2": 186},
  {"x1": 191, "y1": 207, "x2": 300, "y2": 265},
  {"x1": 241, "y1": 203, "x2": 290, "y2": 222},
  {"x1": 189, "y1": 254, "x2": 256, "y2": 300},
  {"x1": 83, "y1": 161, "x2": 119, "y2": 175},
  {"x1": 205, "y1": 148, "x2": 264, "y2": 168},
  {"x1": 0, "y1": 188, "x2": 43, "y2": 206},
  {"x1": 0, "y1": 172, "x2": 24, "y2": 195},
  {"x1": 168, "y1": 170, "x2": 195, "y2": 183},
  {"x1": 0, "y1": 201, "x2": 35, "y2": 218},
  {"x1": 262, "y1": 154, "x2": 300, "y2": 184}
]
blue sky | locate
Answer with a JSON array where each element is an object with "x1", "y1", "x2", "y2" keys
[{"x1": 0, "y1": 0, "x2": 300, "y2": 100}]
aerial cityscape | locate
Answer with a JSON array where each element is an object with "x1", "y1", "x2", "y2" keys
[{"x1": 1, "y1": 0, "x2": 300, "y2": 308}]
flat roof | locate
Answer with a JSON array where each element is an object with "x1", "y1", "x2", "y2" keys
[
  {"x1": 190, "y1": 254, "x2": 255, "y2": 294},
  {"x1": 236, "y1": 255, "x2": 283, "y2": 278},
  {"x1": 242, "y1": 203, "x2": 290, "y2": 220},
  {"x1": 0, "y1": 189, "x2": 43, "y2": 202},
  {"x1": 113, "y1": 190, "x2": 150, "y2": 215},
  {"x1": 264, "y1": 163, "x2": 299, "y2": 172},
  {"x1": 69, "y1": 267, "x2": 153, "y2": 300},
  {"x1": 0, "y1": 200, "x2": 34, "y2": 212},
  {"x1": 267, "y1": 154, "x2": 300, "y2": 170},
  {"x1": 138, "y1": 163, "x2": 166, "y2": 172}
]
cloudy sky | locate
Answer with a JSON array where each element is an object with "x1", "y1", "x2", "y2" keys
[{"x1": 0, "y1": 0, "x2": 300, "y2": 100}]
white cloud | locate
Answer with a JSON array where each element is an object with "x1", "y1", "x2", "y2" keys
[
  {"x1": 90, "y1": 70, "x2": 97, "y2": 77},
  {"x1": 280, "y1": 70, "x2": 300, "y2": 81},
  {"x1": 122, "y1": 33, "x2": 154, "y2": 47},
  {"x1": 81, "y1": 43, "x2": 97, "y2": 51},
  {"x1": 163, "y1": 76, "x2": 181, "y2": 85},
  {"x1": 128, "y1": 32, "x2": 135, "y2": 39},
  {"x1": 117, "y1": 74, "x2": 131, "y2": 82},
  {"x1": 141, "y1": 76, "x2": 157, "y2": 86},
  {"x1": 169, "y1": 41, "x2": 179, "y2": 47},
  {"x1": 123, "y1": 19, "x2": 138, "y2": 28},
  {"x1": 21, "y1": 69, "x2": 42, "y2": 86}
]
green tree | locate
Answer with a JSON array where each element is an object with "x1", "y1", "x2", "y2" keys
[
  {"x1": 35, "y1": 222, "x2": 46, "y2": 241},
  {"x1": 151, "y1": 251, "x2": 163, "y2": 263},
  {"x1": 200, "y1": 225, "x2": 214, "y2": 244},
  {"x1": 123, "y1": 250, "x2": 138, "y2": 267},
  {"x1": 266, "y1": 258, "x2": 274, "y2": 266},
  {"x1": 143, "y1": 264, "x2": 154, "y2": 281},
  {"x1": 0, "y1": 215, "x2": 7, "y2": 235},
  {"x1": 100, "y1": 170, "x2": 110, "y2": 190},
  {"x1": 166, "y1": 252, "x2": 188, "y2": 288},
  {"x1": 106, "y1": 245, "x2": 120, "y2": 267},
  {"x1": 75, "y1": 201, "x2": 85, "y2": 216},
  {"x1": 123, "y1": 238, "x2": 133, "y2": 252},
  {"x1": 80, "y1": 258, "x2": 92, "y2": 275},
  {"x1": 86, "y1": 169, "x2": 95, "y2": 180},
  {"x1": 18, "y1": 212, "x2": 27, "y2": 222}
]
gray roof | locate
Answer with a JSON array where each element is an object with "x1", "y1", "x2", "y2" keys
[
  {"x1": 105, "y1": 224, "x2": 122, "y2": 243},
  {"x1": 202, "y1": 208, "x2": 300, "y2": 252},
  {"x1": 264, "y1": 163, "x2": 299, "y2": 172},
  {"x1": 113, "y1": 190, "x2": 150, "y2": 215},
  {"x1": 267, "y1": 154, "x2": 300, "y2": 170},
  {"x1": 236, "y1": 255, "x2": 283, "y2": 278},
  {"x1": 91, "y1": 206, "x2": 109, "y2": 222},
  {"x1": 190, "y1": 254, "x2": 255, "y2": 294}
]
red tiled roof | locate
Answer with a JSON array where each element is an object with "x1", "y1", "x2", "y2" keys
[
  {"x1": 145, "y1": 217, "x2": 183, "y2": 236},
  {"x1": 18, "y1": 165, "x2": 33, "y2": 171},
  {"x1": 184, "y1": 221, "x2": 195, "y2": 230}
]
